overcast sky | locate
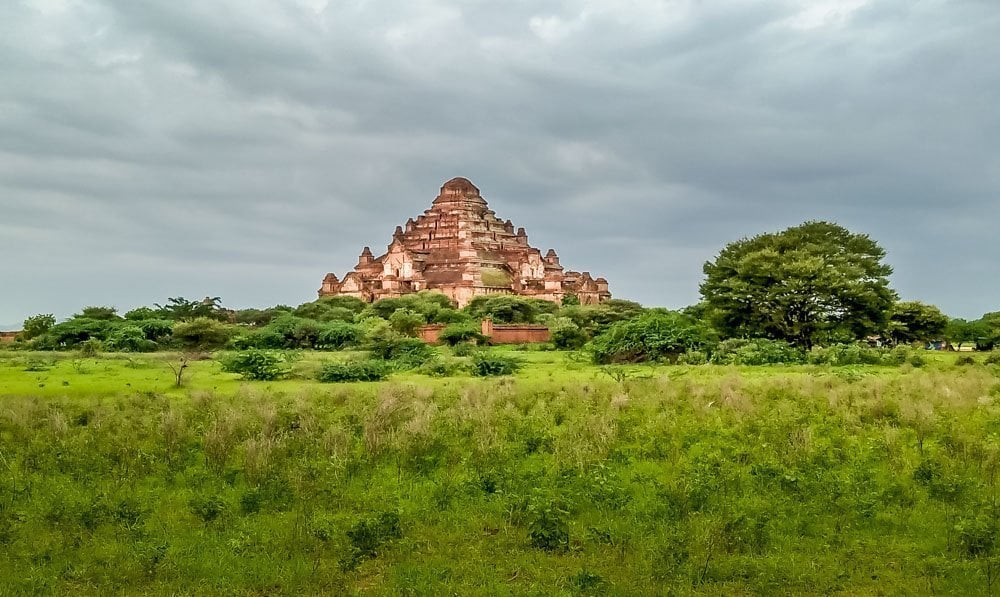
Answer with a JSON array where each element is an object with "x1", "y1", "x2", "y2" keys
[{"x1": 1, "y1": 0, "x2": 998, "y2": 328}]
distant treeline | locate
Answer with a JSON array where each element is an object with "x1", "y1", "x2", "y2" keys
[{"x1": 9, "y1": 221, "x2": 1000, "y2": 363}]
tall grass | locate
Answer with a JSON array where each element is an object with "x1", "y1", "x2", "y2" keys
[{"x1": 0, "y1": 360, "x2": 998, "y2": 593}]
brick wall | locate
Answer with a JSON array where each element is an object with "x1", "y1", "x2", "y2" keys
[{"x1": 418, "y1": 320, "x2": 550, "y2": 345}]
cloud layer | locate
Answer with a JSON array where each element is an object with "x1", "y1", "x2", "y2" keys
[{"x1": 2, "y1": 0, "x2": 998, "y2": 326}]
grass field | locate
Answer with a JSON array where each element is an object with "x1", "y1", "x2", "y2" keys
[{"x1": 1, "y1": 348, "x2": 999, "y2": 594}]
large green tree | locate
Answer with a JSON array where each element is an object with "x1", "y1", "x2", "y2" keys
[
  {"x1": 886, "y1": 301, "x2": 949, "y2": 346},
  {"x1": 700, "y1": 221, "x2": 896, "y2": 348}
]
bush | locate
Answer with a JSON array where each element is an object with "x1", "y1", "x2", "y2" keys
[
  {"x1": 389, "y1": 309, "x2": 426, "y2": 337},
  {"x1": 711, "y1": 338, "x2": 805, "y2": 365},
  {"x1": 677, "y1": 350, "x2": 708, "y2": 365},
  {"x1": 809, "y1": 343, "x2": 885, "y2": 366},
  {"x1": 79, "y1": 338, "x2": 103, "y2": 357},
  {"x1": 316, "y1": 322, "x2": 363, "y2": 350},
  {"x1": 229, "y1": 329, "x2": 286, "y2": 350},
  {"x1": 452, "y1": 342, "x2": 479, "y2": 357},
  {"x1": 528, "y1": 502, "x2": 570, "y2": 552},
  {"x1": 590, "y1": 311, "x2": 716, "y2": 364},
  {"x1": 341, "y1": 511, "x2": 403, "y2": 570},
  {"x1": 955, "y1": 354, "x2": 978, "y2": 366},
  {"x1": 471, "y1": 352, "x2": 521, "y2": 376},
  {"x1": 105, "y1": 326, "x2": 157, "y2": 353},
  {"x1": 985, "y1": 352, "x2": 1000, "y2": 366},
  {"x1": 549, "y1": 317, "x2": 588, "y2": 350},
  {"x1": 418, "y1": 357, "x2": 466, "y2": 377},
  {"x1": 368, "y1": 328, "x2": 434, "y2": 367},
  {"x1": 437, "y1": 323, "x2": 486, "y2": 346},
  {"x1": 317, "y1": 360, "x2": 390, "y2": 383},
  {"x1": 173, "y1": 318, "x2": 233, "y2": 350},
  {"x1": 220, "y1": 350, "x2": 289, "y2": 381}
]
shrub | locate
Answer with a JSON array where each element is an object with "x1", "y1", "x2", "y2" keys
[
  {"x1": 437, "y1": 323, "x2": 486, "y2": 346},
  {"x1": 389, "y1": 309, "x2": 426, "y2": 337},
  {"x1": 677, "y1": 350, "x2": 708, "y2": 365},
  {"x1": 173, "y1": 317, "x2": 233, "y2": 350},
  {"x1": 368, "y1": 328, "x2": 434, "y2": 367},
  {"x1": 955, "y1": 354, "x2": 978, "y2": 366},
  {"x1": 105, "y1": 326, "x2": 157, "y2": 353},
  {"x1": 809, "y1": 343, "x2": 885, "y2": 366},
  {"x1": 341, "y1": 511, "x2": 403, "y2": 571},
  {"x1": 985, "y1": 352, "x2": 1000, "y2": 366},
  {"x1": 317, "y1": 360, "x2": 390, "y2": 383},
  {"x1": 590, "y1": 311, "x2": 715, "y2": 364},
  {"x1": 316, "y1": 322, "x2": 363, "y2": 350},
  {"x1": 79, "y1": 338, "x2": 103, "y2": 357},
  {"x1": 418, "y1": 357, "x2": 466, "y2": 377},
  {"x1": 528, "y1": 502, "x2": 570, "y2": 552},
  {"x1": 452, "y1": 342, "x2": 479, "y2": 357},
  {"x1": 220, "y1": 350, "x2": 289, "y2": 381},
  {"x1": 229, "y1": 329, "x2": 286, "y2": 350},
  {"x1": 711, "y1": 338, "x2": 805, "y2": 365},
  {"x1": 550, "y1": 317, "x2": 588, "y2": 350},
  {"x1": 471, "y1": 353, "x2": 521, "y2": 376}
]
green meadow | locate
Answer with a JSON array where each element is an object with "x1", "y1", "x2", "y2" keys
[{"x1": 2, "y1": 348, "x2": 1000, "y2": 595}]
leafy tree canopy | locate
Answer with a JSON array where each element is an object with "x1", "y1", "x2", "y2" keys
[
  {"x1": 886, "y1": 301, "x2": 948, "y2": 345},
  {"x1": 700, "y1": 221, "x2": 896, "y2": 348},
  {"x1": 75, "y1": 306, "x2": 120, "y2": 321},
  {"x1": 22, "y1": 314, "x2": 55, "y2": 340}
]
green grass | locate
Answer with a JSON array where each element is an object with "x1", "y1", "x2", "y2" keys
[{"x1": 1, "y1": 348, "x2": 999, "y2": 594}]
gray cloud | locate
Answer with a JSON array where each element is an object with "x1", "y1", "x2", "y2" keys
[{"x1": 1, "y1": 0, "x2": 998, "y2": 327}]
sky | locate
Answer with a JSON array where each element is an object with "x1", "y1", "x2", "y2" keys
[{"x1": 1, "y1": 0, "x2": 998, "y2": 328}]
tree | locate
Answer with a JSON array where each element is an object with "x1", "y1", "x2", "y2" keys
[
  {"x1": 945, "y1": 318, "x2": 976, "y2": 350},
  {"x1": 76, "y1": 306, "x2": 120, "y2": 321},
  {"x1": 171, "y1": 317, "x2": 232, "y2": 350},
  {"x1": 124, "y1": 307, "x2": 159, "y2": 320},
  {"x1": 886, "y1": 301, "x2": 949, "y2": 346},
  {"x1": 156, "y1": 297, "x2": 228, "y2": 321},
  {"x1": 700, "y1": 221, "x2": 896, "y2": 349},
  {"x1": 975, "y1": 312, "x2": 1000, "y2": 351},
  {"x1": 464, "y1": 296, "x2": 540, "y2": 324},
  {"x1": 22, "y1": 314, "x2": 55, "y2": 340},
  {"x1": 389, "y1": 309, "x2": 426, "y2": 337}
]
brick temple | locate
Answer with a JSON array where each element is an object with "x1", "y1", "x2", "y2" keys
[{"x1": 319, "y1": 177, "x2": 611, "y2": 307}]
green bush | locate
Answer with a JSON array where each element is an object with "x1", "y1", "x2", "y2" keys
[
  {"x1": 955, "y1": 354, "x2": 978, "y2": 366},
  {"x1": 418, "y1": 357, "x2": 466, "y2": 377},
  {"x1": 437, "y1": 323, "x2": 486, "y2": 346},
  {"x1": 172, "y1": 317, "x2": 233, "y2": 350},
  {"x1": 590, "y1": 311, "x2": 716, "y2": 364},
  {"x1": 316, "y1": 322, "x2": 363, "y2": 350},
  {"x1": 711, "y1": 338, "x2": 805, "y2": 365},
  {"x1": 528, "y1": 502, "x2": 570, "y2": 552},
  {"x1": 549, "y1": 317, "x2": 588, "y2": 350},
  {"x1": 317, "y1": 360, "x2": 390, "y2": 383},
  {"x1": 471, "y1": 352, "x2": 521, "y2": 376},
  {"x1": 985, "y1": 351, "x2": 1000, "y2": 366},
  {"x1": 808, "y1": 343, "x2": 885, "y2": 366},
  {"x1": 677, "y1": 350, "x2": 708, "y2": 365},
  {"x1": 452, "y1": 342, "x2": 479, "y2": 357},
  {"x1": 220, "y1": 350, "x2": 289, "y2": 381},
  {"x1": 78, "y1": 338, "x2": 103, "y2": 357},
  {"x1": 368, "y1": 328, "x2": 434, "y2": 367},
  {"x1": 105, "y1": 326, "x2": 157, "y2": 353},
  {"x1": 229, "y1": 329, "x2": 286, "y2": 350}
]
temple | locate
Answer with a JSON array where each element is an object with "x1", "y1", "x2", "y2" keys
[{"x1": 319, "y1": 177, "x2": 611, "y2": 307}]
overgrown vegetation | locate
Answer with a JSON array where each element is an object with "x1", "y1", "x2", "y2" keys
[{"x1": 1, "y1": 349, "x2": 998, "y2": 593}]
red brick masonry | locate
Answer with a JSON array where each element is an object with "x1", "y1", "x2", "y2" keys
[
  {"x1": 420, "y1": 320, "x2": 550, "y2": 344},
  {"x1": 0, "y1": 331, "x2": 19, "y2": 344}
]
